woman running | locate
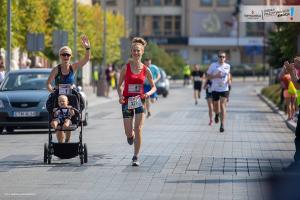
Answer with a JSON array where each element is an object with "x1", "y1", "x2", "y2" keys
[{"x1": 117, "y1": 37, "x2": 156, "y2": 166}]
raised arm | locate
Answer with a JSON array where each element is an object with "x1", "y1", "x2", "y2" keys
[{"x1": 72, "y1": 35, "x2": 91, "y2": 71}]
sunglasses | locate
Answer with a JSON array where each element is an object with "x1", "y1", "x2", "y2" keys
[
  {"x1": 218, "y1": 55, "x2": 225, "y2": 58},
  {"x1": 60, "y1": 53, "x2": 71, "y2": 57}
]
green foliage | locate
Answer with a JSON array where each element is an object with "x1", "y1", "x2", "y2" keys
[
  {"x1": 268, "y1": 23, "x2": 300, "y2": 68},
  {"x1": 0, "y1": 0, "x2": 7, "y2": 50},
  {"x1": 0, "y1": 1, "x2": 125, "y2": 64},
  {"x1": 143, "y1": 42, "x2": 185, "y2": 77},
  {"x1": 261, "y1": 84, "x2": 284, "y2": 110},
  {"x1": 44, "y1": 0, "x2": 74, "y2": 60},
  {"x1": 13, "y1": 0, "x2": 49, "y2": 51}
]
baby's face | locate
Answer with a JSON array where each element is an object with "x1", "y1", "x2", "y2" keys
[{"x1": 58, "y1": 97, "x2": 68, "y2": 107}]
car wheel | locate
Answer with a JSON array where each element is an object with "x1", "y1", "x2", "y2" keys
[
  {"x1": 0, "y1": 127, "x2": 3, "y2": 134},
  {"x1": 6, "y1": 127, "x2": 14, "y2": 134}
]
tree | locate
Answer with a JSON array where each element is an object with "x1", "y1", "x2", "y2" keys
[
  {"x1": 267, "y1": 23, "x2": 300, "y2": 68},
  {"x1": 105, "y1": 11, "x2": 125, "y2": 64},
  {"x1": 0, "y1": 0, "x2": 7, "y2": 51},
  {"x1": 144, "y1": 42, "x2": 185, "y2": 77},
  {"x1": 44, "y1": 0, "x2": 74, "y2": 60},
  {"x1": 13, "y1": 0, "x2": 49, "y2": 51}
]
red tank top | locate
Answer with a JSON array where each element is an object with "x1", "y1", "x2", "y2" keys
[{"x1": 123, "y1": 63, "x2": 147, "y2": 97}]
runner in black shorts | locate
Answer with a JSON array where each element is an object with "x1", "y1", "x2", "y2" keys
[
  {"x1": 191, "y1": 64, "x2": 204, "y2": 105},
  {"x1": 206, "y1": 51, "x2": 231, "y2": 133}
]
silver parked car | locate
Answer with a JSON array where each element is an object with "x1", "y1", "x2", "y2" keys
[{"x1": 156, "y1": 68, "x2": 170, "y2": 98}]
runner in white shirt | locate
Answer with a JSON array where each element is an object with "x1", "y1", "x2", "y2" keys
[{"x1": 206, "y1": 51, "x2": 231, "y2": 132}]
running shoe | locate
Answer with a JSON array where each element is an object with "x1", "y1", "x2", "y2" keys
[
  {"x1": 220, "y1": 123, "x2": 224, "y2": 132},
  {"x1": 147, "y1": 112, "x2": 151, "y2": 118},
  {"x1": 132, "y1": 156, "x2": 140, "y2": 166},
  {"x1": 195, "y1": 101, "x2": 198, "y2": 105},
  {"x1": 214, "y1": 114, "x2": 219, "y2": 123},
  {"x1": 127, "y1": 136, "x2": 134, "y2": 145}
]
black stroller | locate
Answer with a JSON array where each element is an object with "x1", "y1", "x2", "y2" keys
[{"x1": 44, "y1": 89, "x2": 88, "y2": 164}]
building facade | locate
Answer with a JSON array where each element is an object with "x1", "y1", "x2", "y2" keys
[{"x1": 92, "y1": 0, "x2": 280, "y2": 66}]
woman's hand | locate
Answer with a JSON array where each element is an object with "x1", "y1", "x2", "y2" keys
[
  {"x1": 285, "y1": 62, "x2": 295, "y2": 73},
  {"x1": 119, "y1": 96, "x2": 125, "y2": 104},
  {"x1": 81, "y1": 35, "x2": 90, "y2": 49},
  {"x1": 141, "y1": 93, "x2": 149, "y2": 99}
]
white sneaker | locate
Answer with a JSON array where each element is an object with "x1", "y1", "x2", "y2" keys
[{"x1": 132, "y1": 156, "x2": 140, "y2": 166}]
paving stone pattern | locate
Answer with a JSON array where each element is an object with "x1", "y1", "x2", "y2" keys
[{"x1": 0, "y1": 80, "x2": 295, "y2": 200}]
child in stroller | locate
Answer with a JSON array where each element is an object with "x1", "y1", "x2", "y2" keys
[
  {"x1": 51, "y1": 95, "x2": 75, "y2": 143},
  {"x1": 44, "y1": 89, "x2": 87, "y2": 164}
]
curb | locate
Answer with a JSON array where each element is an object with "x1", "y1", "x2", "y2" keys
[{"x1": 257, "y1": 91, "x2": 296, "y2": 132}]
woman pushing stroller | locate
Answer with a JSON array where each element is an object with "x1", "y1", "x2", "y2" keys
[{"x1": 46, "y1": 35, "x2": 91, "y2": 143}]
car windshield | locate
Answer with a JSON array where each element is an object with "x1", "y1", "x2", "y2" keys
[{"x1": 0, "y1": 73, "x2": 50, "y2": 91}]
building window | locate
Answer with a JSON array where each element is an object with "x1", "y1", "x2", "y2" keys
[
  {"x1": 165, "y1": 0, "x2": 173, "y2": 5},
  {"x1": 246, "y1": 23, "x2": 264, "y2": 36},
  {"x1": 175, "y1": 0, "x2": 181, "y2": 6},
  {"x1": 153, "y1": 0, "x2": 162, "y2": 6},
  {"x1": 106, "y1": 0, "x2": 116, "y2": 6},
  {"x1": 153, "y1": 16, "x2": 162, "y2": 36},
  {"x1": 142, "y1": 0, "x2": 151, "y2": 6},
  {"x1": 164, "y1": 16, "x2": 173, "y2": 35},
  {"x1": 217, "y1": 0, "x2": 229, "y2": 6},
  {"x1": 202, "y1": 50, "x2": 230, "y2": 64},
  {"x1": 200, "y1": 0, "x2": 213, "y2": 6},
  {"x1": 175, "y1": 16, "x2": 181, "y2": 36}
]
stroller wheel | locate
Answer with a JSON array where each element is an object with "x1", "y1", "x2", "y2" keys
[
  {"x1": 80, "y1": 155, "x2": 84, "y2": 165},
  {"x1": 44, "y1": 143, "x2": 48, "y2": 164},
  {"x1": 47, "y1": 154, "x2": 52, "y2": 164},
  {"x1": 84, "y1": 143, "x2": 88, "y2": 163}
]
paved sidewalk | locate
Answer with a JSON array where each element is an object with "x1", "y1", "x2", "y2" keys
[
  {"x1": 0, "y1": 79, "x2": 296, "y2": 200},
  {"x1": 82, "y1": 85, "x2": 119, "y2": 108}
]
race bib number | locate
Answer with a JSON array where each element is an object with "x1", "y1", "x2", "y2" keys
[
  {"x1": 128, "y1": 84, "x2": 142, "y2": 93},
  {"x1": 128, "y1": 96, "x2": 143, "y2": 109},
  {"x1": 194, "y1": 76, "x2": 201, "y2": 81},
  {"x1": 218, "y1": 81, "x2": 225, "y2": 87},
  {"x1": 208, "y1": 87, "x2": 212, "y2": 93},
  {"x1": 59, "y1": 84, "x2": 72, "y2": 95}
]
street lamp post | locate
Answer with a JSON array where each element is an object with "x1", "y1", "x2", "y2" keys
[
  {"x1": 74, "y1": 0, "x2": 83, "y2": 86},
  {"x1": 6, "y1": 0, "x2": 11, "y2": 72},
  {"x1": 96, "y1": 0, "x2": 107, "y2": 96},
  {"x1": 74, "y1": 0, "x2": 78, "y2": 62}
]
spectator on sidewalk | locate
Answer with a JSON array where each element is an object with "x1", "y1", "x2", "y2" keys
[
  {"x1": 0, "y1": 55, "x2": 5, "y2": 84},
  {"x1": 105, "y1": 64, "x2": 115, "y2": 97},
  {"x1": 183, "y1": 64, "x2": 191, "y2": 86},
  {"x1": 284, "y1": 57, "x2": 300, "y2": 168},
  {"x1": 278, "y1": 67, "x2": 296, "y2": 120}
]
